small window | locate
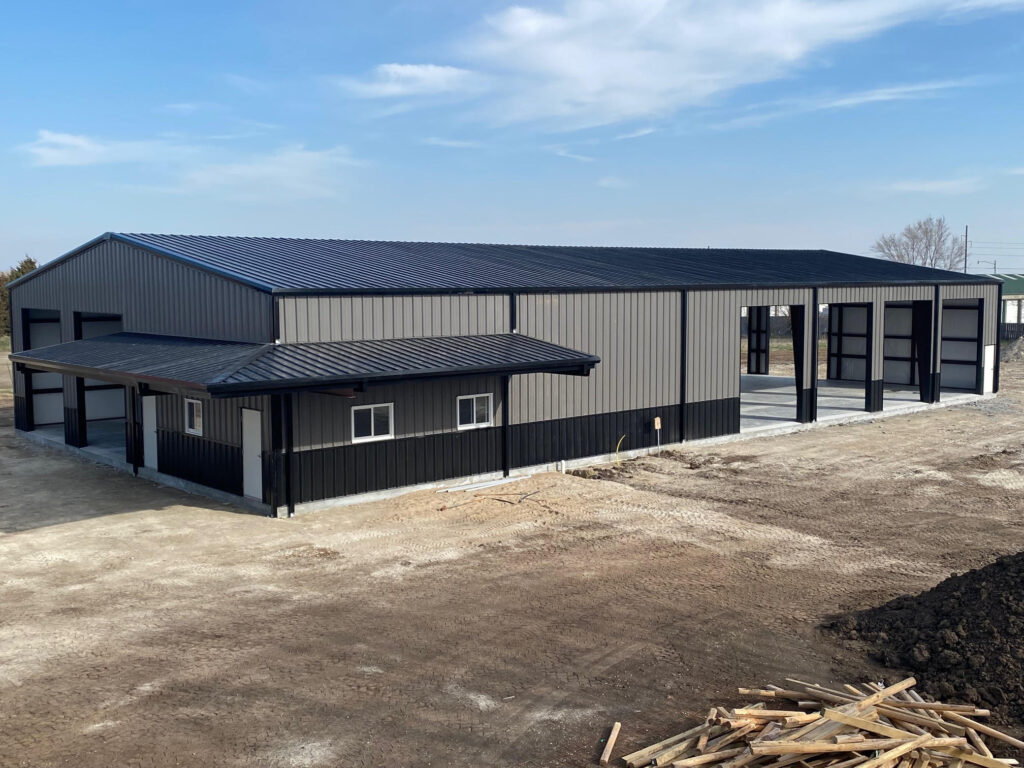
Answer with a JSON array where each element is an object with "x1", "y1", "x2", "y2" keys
[
  {"x1": 351, "y1": 403, "x2": 394, "y2": 443},
  {"x1": 457, "y1": 393, "x2": 493, "y2": 430},
  {"x1": 184, "y1": 398, "x2": 204, "y2": 436}
]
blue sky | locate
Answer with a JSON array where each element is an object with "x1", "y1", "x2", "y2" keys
[{"x1": 2, "y1": 0, "x2": 1024, "y2": 271}]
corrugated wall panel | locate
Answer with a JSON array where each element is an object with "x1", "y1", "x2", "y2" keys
[
  {"x1": 277, "y1": 294, "x2": 511, "y2": 343},
  {"x1": 10, "y1": 239, "x2": 272, "y2": 346},
  {"x1": 819, "y1": 285, "x2": 936, "y2": 377},
  {"x1": 940, "y1": 283, "x2": 998, "y2": 345},
  {"x1": 686, "y1": 290, "x2": 740, "y2": 402},
  {"x1": 510, "y1": 291, "x2": 680, "y2": 423},
  {"x1": 155, "y1": 392, "x2": 268, "y2": 447},
  {"x1": 291, "y1": 375, "x2": 503, "y2": 450}
]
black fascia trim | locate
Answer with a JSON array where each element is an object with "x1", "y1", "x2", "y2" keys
[
  {"x1": 269, "y1": 277, "x2": 1001, "y2": 297},
  {"x1": 7, "y1": 232, "x2": 275, "y2": 293},
  {"x1": 207, "y1": 358, "x2": 599, "y2": 397}
]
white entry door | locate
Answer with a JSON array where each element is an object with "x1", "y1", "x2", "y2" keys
[
  {"x1": 142, "y1": 396, "x2": 158, "y2": 470},
  {"x1": 241, "y1": 408, "x2": 263, "y2": 500}
]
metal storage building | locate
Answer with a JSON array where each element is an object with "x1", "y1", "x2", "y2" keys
[{"x1": 7, "y1": 232, "x2": 1001, "y2": 516}]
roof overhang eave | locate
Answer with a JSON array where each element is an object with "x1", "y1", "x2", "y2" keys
[{"x1": 206, "y1": 358, "x2": 599, "y2": 398}]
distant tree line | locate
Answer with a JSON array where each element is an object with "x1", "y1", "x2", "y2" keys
[{"x1": 0, "y1": 257, "x2": 38, "y2": 337}]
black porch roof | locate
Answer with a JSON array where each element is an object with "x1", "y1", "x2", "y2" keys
[{"x1": 10, "y1": 332, "x2": 599, "y2": 396}]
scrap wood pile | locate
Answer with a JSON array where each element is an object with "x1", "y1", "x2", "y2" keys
[{"x1": 614, "y1": 677, "x2": 1024, "y2": 768}]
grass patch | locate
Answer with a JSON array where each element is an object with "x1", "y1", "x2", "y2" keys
[{"x1": 0, "y1": 335, "x2": 9, "y2": 354}]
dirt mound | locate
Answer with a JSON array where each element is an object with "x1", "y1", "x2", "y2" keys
[
  {"x1": 826, "y1": 551, "x2": 1024, "y2": 725},
  {"x1": 1002, "y1": 337, "x2": 1024, "y2": 363}
]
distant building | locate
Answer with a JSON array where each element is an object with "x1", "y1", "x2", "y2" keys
[
  {"x1": 993, "y1": 274, "x2": 1024, "y2": 324},
  {"x1": 7, "y1": 233, "x2": 1001, "y2": 515}
]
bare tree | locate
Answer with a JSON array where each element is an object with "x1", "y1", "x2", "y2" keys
[{"x1": 871, "y1": 216, "x2": 964, "y2": 271}]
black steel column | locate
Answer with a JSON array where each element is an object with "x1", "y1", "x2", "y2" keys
[
  {"x1": 865, "y1": 304, "x2": 883, "y2": 412},
  {"x1": 267, "y1": 395, "x2": 283, "y2": 515},
  {"x1": 810, "y1": 289, "x2": 819, "y2": 422},
  {"x1": 64, "y1": 375, "x2": 88, "y2": 447},
  {"x1": 501, "y1": 374, "x2": 511, "y2": 476},
  {"x1": 911, "y1": 300, "x2": 934, "y2": 403},
  {"x1": 679, "y1": 290, "x2": 687, "y2": 440},
  {"x1": 15, "y1": 309, "x2": 34, "y2": 431},
  {"x1": 790, "y1": 304, "x2": 811, "y2": 423},
  {"x1": 975, "y1": 298, "x2": 986, "y2": 395},
  {"x1": 125, "y1": 385, "x2": 141, "y2": 474},
  {"x1": 932, "y1": 286, "x2": 942, "y2": 402},
  {"x1": 283, "y1": 393, "x2": 295, "y2": 518},
  {"x1": 995, "y1": 283, "x2": 1003, "y2": 393}
]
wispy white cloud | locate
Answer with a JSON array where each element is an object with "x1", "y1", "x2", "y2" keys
[
  {"x1": 547, "y1": 145, "x2": 595, "y2": 162},
  {"x1": 345, "y1": 0, "x2": 1024, "y2": 129},
  {"x1": 884, "y1": 177, "x2": 985, "y2": 194},
  {"x1": 172, "y1": 145, "x2": 358, "y2": 201},
  {"x1": 597, "y1": 175, "x2": 630, "y2": 188},
  {"x1": 20, "y1": 129, "x2": 356, "y2": 202},
  {"x1": 19, "y1": 130, "x2": 194, "y2": 167},
  {"x1": 615, "y1": 127, "x2": 656, "y2": 140},
  {"x1": 420, "y1": 136, "x2": 483, "y2": 148},
  {"x1": 338, "y1": 63, "x2": 483, "y2": 98},
  {"x1": 1006, "y1": 167, "x2": 1024, "y2": 175},
  {"x1": 713, "y1": 78, "x2": 980, "y2": 129}
]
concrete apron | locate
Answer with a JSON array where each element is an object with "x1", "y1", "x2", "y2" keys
[{"x1": 14, "y1": 387, "x2": 992, "y2": 517}]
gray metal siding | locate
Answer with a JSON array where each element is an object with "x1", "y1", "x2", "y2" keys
[
  {"x1": 277, "y1": 294, "x2": 510, "y2": 343},
  {"x1": 155, "y1": 392, "x2": 269, "y2": 448},
  {"x1": 940, "y1": 283, "x2": 998, "y2": 345},
  {"x1": 511, "y1": 291, "x2": 680, "y2": 423},
  {"x1": 686, "y1": 288, "x2": 816, "y2": 402},
  {"x1": 10, "y1": 239, "x2": 272, "y2": 347},
  {"x1": 820, "y1": 285, "x2": 935, "y2": 377},
  {"x1": 292, "y1": 375, "x2": 503, "y2": 451}
]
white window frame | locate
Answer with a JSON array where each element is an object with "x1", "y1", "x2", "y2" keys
[
  {"x1": 184, "y1": 398, "x2": 204, "y2": 437},
  {"x1": 456, "y1": 393, "x2": 493, "y2": 430},
  {"x1": 351, "y1": 402, "x2": 394, "y2": 443}
]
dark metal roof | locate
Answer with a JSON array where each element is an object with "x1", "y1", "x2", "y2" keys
[
  {"x1": 993, "y1": 274, "x2": 1024, "y2": 297},
  {"x1": 9, "y1": 232, "x2": 999, "y2": 294},
  {"x1": 10, "y1": 332, "x2": 599, "y2": 396},
  {"x1": 213, "y1": 333, "x2": 598, "y2": 394},
  {"x1": 9, "y1": 333, "x2": 262, "y2": 390}
]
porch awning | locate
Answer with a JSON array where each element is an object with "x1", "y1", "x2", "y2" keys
[{"x1": 10, "y1": 332, "x2": 599, "y2": 397}]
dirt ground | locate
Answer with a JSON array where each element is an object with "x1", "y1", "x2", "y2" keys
[{"x1": 2, "y1": 366, "x2": 1023, "y2": 768}]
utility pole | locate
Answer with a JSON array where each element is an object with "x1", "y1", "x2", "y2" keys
[
  {"x1": 963, "y1": 225, "x2": 968, "y2": 273},
  {"x1": 977, "y1": 259, "x2": 997, "y2": 274}
]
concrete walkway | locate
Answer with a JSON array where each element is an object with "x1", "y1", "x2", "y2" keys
[
  {"x1": 33, "y1": 419, "x2": 128, "y2": 466},
  {"x1": 740, "y1": 374, "x2": 979, "y2": 433}
]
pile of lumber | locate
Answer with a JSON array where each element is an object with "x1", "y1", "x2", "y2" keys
[{"x1": 615, "y1": 677, "x2": 1024, "y2": 768}]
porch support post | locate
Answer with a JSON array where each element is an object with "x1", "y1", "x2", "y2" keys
[
  {"x1": 64, "y1": 374, "x2": 87, "y2": 447},
  {"x1": 125, "y1": 384, "x2": 142, "y2": 474},
  {"x1": 501, "y1": 374, "x2": 511, "y2": 476}
]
